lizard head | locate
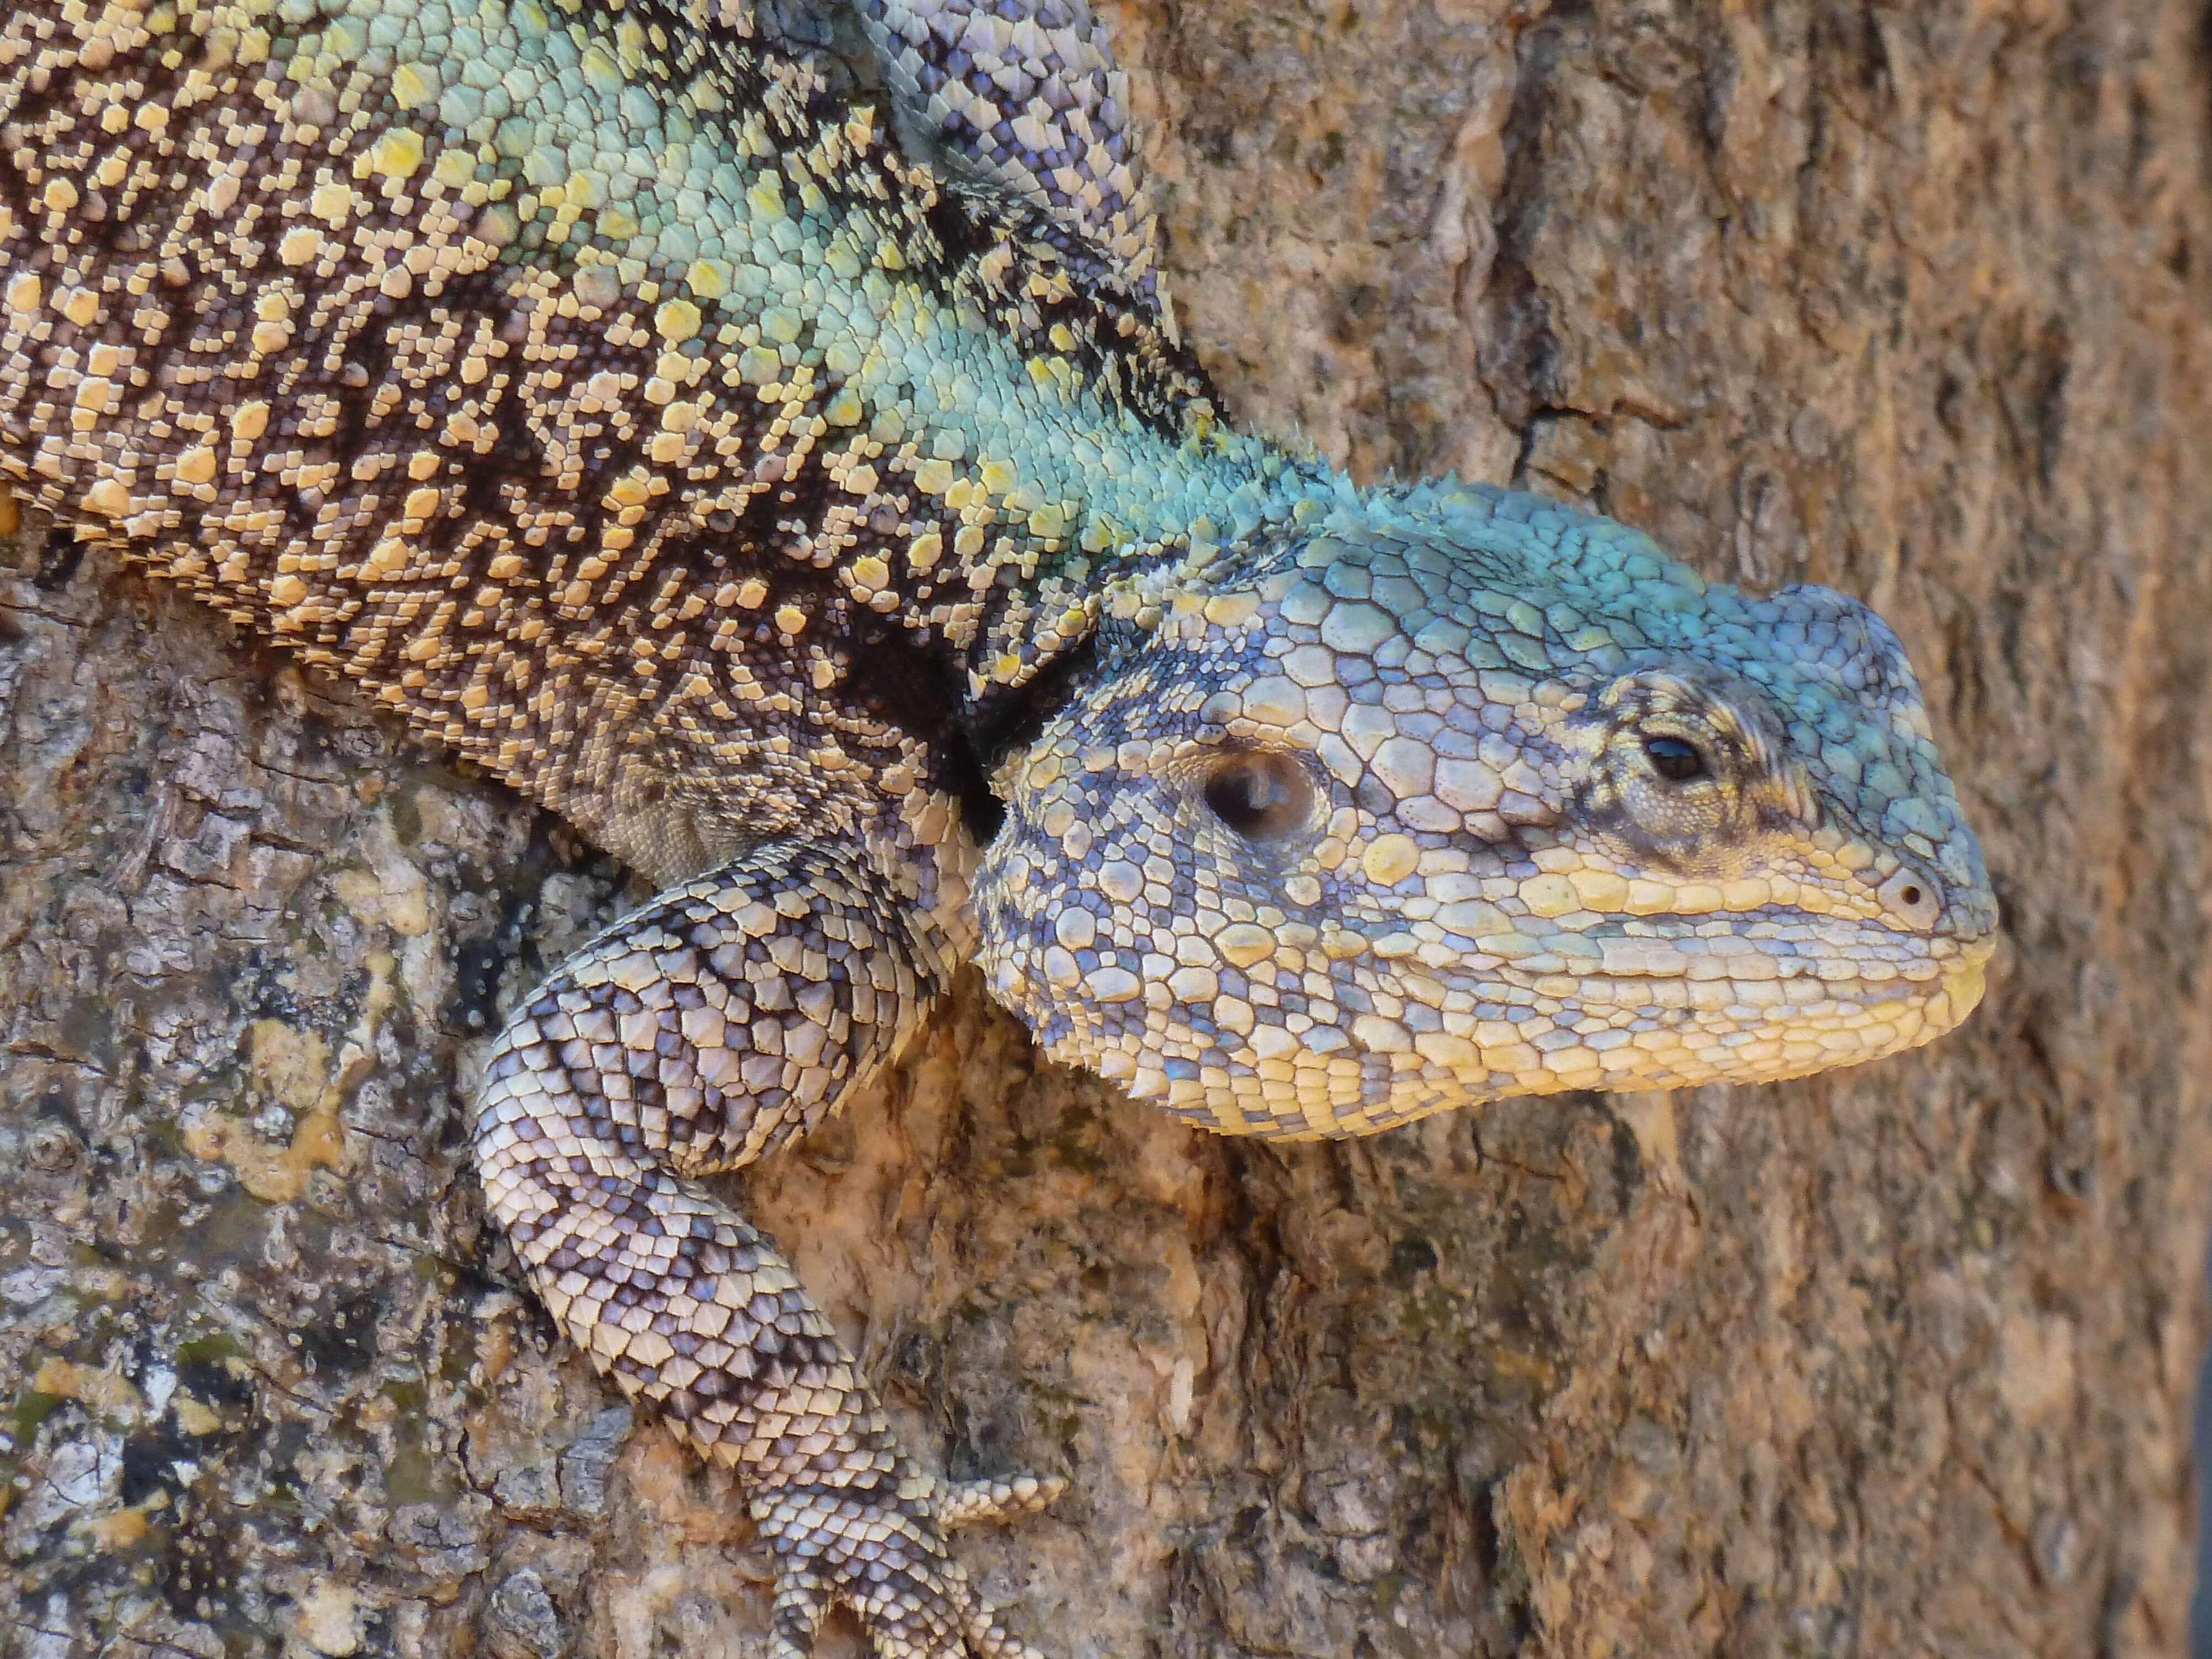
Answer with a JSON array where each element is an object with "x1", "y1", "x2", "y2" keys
[{"x1": 972, "y1": 484, "x2": 1997, "y2": 1137}]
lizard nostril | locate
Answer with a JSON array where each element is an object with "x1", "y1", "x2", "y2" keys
[{"x1": 1875, "y1": 866, "x2": 1943, "y2": 931}]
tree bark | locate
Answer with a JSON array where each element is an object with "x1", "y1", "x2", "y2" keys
[{"x1": 3, "y1": 3, "x2": 2208, "y2": 1656}]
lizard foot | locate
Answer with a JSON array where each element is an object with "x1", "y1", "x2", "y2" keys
[
  {"x1": 755, "y1": 1469, "x2": 1062, "y2": 1657},
  {"x1": 471, "y1": 846, "x2": 1065, "y2": 1655}
]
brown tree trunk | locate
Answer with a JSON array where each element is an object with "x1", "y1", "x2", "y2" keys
[{"x1": 3, "y1": 3, "x2": 2206, "y2": 1656}]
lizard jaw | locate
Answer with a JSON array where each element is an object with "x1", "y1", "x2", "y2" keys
[{"x1": 978, "y1": 895, "x2": 1994, "y2": 1136}]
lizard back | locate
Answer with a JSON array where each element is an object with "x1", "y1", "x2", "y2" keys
[{"x1": 0, "y1": 0, "x2": 1279, "y2": 890}]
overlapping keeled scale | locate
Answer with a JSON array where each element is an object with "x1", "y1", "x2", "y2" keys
[{"x1": 471, "y1": 843, "x2": 1057, "y2": 1653}]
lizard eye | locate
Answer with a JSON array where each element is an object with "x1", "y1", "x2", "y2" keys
[
  {"x1": 1203, "y1": 751, "x2": 1317, "y2": 842},
  {"x1": 1642, "y1": 734, "x2": 1708, "y2": 782}
]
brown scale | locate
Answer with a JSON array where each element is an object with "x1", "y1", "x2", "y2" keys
[{"x1": 0, "y1": 0, "x2": 1199, "y2": 886}]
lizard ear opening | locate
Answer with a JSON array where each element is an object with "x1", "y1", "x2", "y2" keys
[{"x1": 1201, "y1": 750, "x2": 1318, "y2": 843}]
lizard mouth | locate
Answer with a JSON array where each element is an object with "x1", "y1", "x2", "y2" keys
[
  {"x1": 1396, "y1": 915, "x2": 1996, "y2": 1098},
  {"x1": 997, "y1": 899, "x2": 1996, "y2": 1139},
  {"x1": 1457, "y1": 900, "x2": 1995, "y2": 1019},
  {"x1": 1552, "y1": 905, "x2": 1996, "y2": 979}
]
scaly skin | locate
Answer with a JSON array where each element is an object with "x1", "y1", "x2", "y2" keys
[
  {"x1": 0, "y1": 1, "x2": 1996, "y2": 1652},
  {"x1": 978, "y1": 500, "x2": 1996, "y2": 1134}
]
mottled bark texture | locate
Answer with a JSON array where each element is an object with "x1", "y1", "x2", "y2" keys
[{"x1": 3, "y1": 2, "x2": 2208, "y2": 1655}]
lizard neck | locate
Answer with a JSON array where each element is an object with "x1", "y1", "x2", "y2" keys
[
  {"x1": 0, "y1": 0, "x2": 1337, "y2": 889},
  {"x1": 425, "y1": 0, "x2": 1327, "y2": 695}
]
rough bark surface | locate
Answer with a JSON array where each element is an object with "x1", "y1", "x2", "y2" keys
[{"x1": 3, "y1": 2, "x2": 2208, "y2": 1656}]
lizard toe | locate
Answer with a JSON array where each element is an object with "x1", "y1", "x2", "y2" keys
[
  {"x1": 938, "y1": 1473, "x2": 1069, "y2": 1531},
  {"x1": 962, "y1": 1594, "x2": 1050, "y2": 1659},
  {"x1": 766, "y1": 1567, "x2": 829, "y2": 1659}
]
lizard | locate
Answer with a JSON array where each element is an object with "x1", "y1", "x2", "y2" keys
[{"x1": 0, "y1": 0, "x2": 1999, "y2": 1653}]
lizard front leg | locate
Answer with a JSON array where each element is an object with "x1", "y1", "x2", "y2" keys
[{"x1": 473, "y1": 841, "x2": 1060, "y2": 1658}]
